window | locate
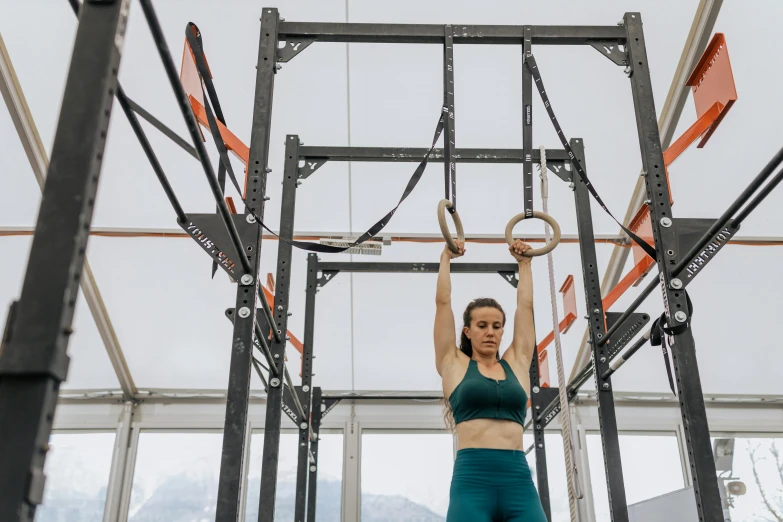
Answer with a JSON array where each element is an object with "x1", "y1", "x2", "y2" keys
[
  {"x1": 527, "y1": 433, "x2": 571, "y2": 522},
  {"x1": 713, "y1": 436, "x2": 783, "y2": 522},
  {"x1": 587, "y1": 432, "x2": 684, "y2": 522},
  {"x1": 245, "y1": 431, "x2": 344, "y2": 522},
  {"x1": 361, "y1": 431, "x2": 454, "y2": 520},
  {"x1": 127, "y1": 431, "x2": 223, "y2": 521},
  {"x1": 35, "y1": 432, "x2": 116, "y2": 522}
]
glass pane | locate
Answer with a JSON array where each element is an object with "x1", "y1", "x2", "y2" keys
[
  {"x1": 128, "y1": 432, "x2": 222, "y2": 521},
  {"x1": 527, "y1": 433, "x2": 570, "y2": 522},
  {"x1": 587, "y1": 433, "x2": 684, "y2": 522},
  {"x1": 35, "y1": 432, "x2": 116, "y2": 522},
  {"x1": 713, "y1": 436, "x2": 783, "y2": 522},
  {"x1": 361, "y1": 432, "x2": 454, "y2": 520},
  {"x1": 245, "y1": 432, "x2": 344, "y2": 522}
]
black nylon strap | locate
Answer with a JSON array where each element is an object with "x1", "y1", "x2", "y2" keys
[
  {"x1": 649, "y1": 292, "x2": 694, "y2": 396},
  {"x1": 524, "y1": 54, "x2": 657, "y2": 260},
  {"x1": 186, "y1": 26, "x2": 445, "y2": 254},
  {"x1": 443, "y1": 25, "x2": 457, "y2": 213}
]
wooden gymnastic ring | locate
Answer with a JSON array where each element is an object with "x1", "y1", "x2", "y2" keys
[
  {"x1": 437, "y1": 200, "x2": 465, "y2": 253},
  {"x1": 504, "y1": 211, "x2": 561, "y2": 257}
]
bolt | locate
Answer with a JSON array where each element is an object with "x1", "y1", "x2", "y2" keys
[
  {"x1": 270, "y1": 378, "x2": 281, "y2": 387},
  {"x1": 276, "y1": 64, "x2": 282, "y2": 70},
  {"x1": 288, "y1": 312, "x2": 293, "y2": 317},
  {"x1": 644, "y1": 199, "x2": 651, "y2": 205},
  {"x1": 286, "y1": 335, "x2": 291, "y2": 341},
  {"x1": 278, "y1": 306, "x2": 284, "y2": 311},
  {"x1": 535, "y1": 405, "x2": 540, "y2": 410},
  {"x1": 246, "y1": 214, "x2": 257, "y2": 224},
  {"x1": 241, "y1": 274, "x2": 254, "y2": 285},
  {"x1": 303, "y1": 385, "x2": 310, "y2": 392},
  {"x1": 660, "y1": 217, "x2": 673, "y2": 228},
  {"x1": 602, "y1": 383, "x2": 610, "y2": 389},
  {"x1": 536, "y1": 425, "x2": 541, "y2": 429},
  {"x1": 593, "y1": 308, "x2": 600, "y2": 314},
  {"x1": 568, "y1": 182, "x2": 575, "y2": 190},
  {"x1": 538, "y1": 444, "x2": 543, "y2": 448},
  {"x1": 274, "y1": 354, "x2": 280, "y2": 359},
  {"x1": 600, "y1": 357, "x2": 606, "y2": 363},
  {"x1": 670, "y1": 278, "x2": 683, "y2": 289},
  {"x1": 238, "y1": 307, "x2": 251, "y2": 318},
  {"x1": 296, "y1": 181, "x2": 302, "y2": 187},
  {"x1": 596, "y1": 333, "x2": 603, "y2": 339},
  {"x1": 624, "y1": 66, "x2": 632, "y2": 77},
  {"x1": 265, "y1": 167, "x2": 272, "y2": 173},
  {"x1": 263, "y1": 196, "x2": 271, "y2": 201},
  {"x1": 675, "y1": 311, "x2": 688, "y2": 323},
  {"x1": 300, "y1": 422, "x2": 308, "y2": 430},
  {"x1": 532, "y1": 386, "x2": 540, "y2": 393},
  {"x1": 310, "y1": 465, "x2": 317, "y2": 473}
]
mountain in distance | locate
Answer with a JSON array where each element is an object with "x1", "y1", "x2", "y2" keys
[{"x1": 35, "y1": 472, "x2": 445, "y2": 522}]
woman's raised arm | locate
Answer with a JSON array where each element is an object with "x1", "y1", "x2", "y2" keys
[{"x1": 434, "y1": 242, "x2": 464, "y2": 376}]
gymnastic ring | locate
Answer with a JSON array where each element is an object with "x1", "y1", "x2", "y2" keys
[
  {"x1": 504, "y1": 211, "x2": 561, "y2": 257},
  {"x1": 437, "y1": 199, "x2": 465, "y2": 253}
]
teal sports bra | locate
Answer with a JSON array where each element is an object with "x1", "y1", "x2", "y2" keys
[{"x1": 448, "y1": 359, "x2": 528, "y2": 426}]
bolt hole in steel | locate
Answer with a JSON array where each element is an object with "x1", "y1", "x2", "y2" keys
[
  {"x1": 437, "y1": 200, "x2": 465, "y2": 253},
  {"x1": 504, "y1": 211, "x2": 561, "y2": 256}
]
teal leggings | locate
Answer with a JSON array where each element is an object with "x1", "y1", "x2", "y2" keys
[{"x1": 447, "y1": 448, "x2": 547, "y2": 522}]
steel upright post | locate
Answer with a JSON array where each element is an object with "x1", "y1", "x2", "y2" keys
[
  {"x1": 571, "y1": 139, "x2": 629, "y2": 522},
  {"x1": 306, "y1": 388, "x2": 323, "y2": 522},
  {"x1": 528, "y1": 347, "x2": 553, "y2": 521},
  {"x1": 215, "y1": 9, "x2": 279, "y2": 522},
  {"x1": 624, "y1": 13, "x2": 723, "y2": 521},
  {"x1": 257, "y1": 136, "x2": 300, "y2": 522},
  {"x1": 0, "y1": 1, "x2": 129, "y2": 520},
  {"x1": 294, "y1": 254, "x2": 319, "y2": 521}
]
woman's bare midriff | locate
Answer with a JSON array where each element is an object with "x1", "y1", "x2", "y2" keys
[{"x1": 456, "y1": 417, "x2": 525, "y2": 451}]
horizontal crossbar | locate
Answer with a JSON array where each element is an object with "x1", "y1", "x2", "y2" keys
[{"x1": 298, "y1": 146, "x2": 570, "y2": 163}]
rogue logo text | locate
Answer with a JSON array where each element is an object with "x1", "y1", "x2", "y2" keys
[
  {"x1": 683, "y1": 227, "x2": 734, "y2": 279},
  {"x1": 185, "y1": 222, "x2": 237, "y2": 274}
]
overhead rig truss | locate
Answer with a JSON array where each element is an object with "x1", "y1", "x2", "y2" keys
[{"x1": 5, "y1": 4, "x2": 783, "y2": 522}]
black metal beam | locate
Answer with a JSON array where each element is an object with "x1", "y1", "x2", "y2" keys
[
  {"x1": 625, "y1": 13, "x2": 723, "y2": 521},
  {"x1": 214, "y1": 8, "x2": 279, "y2": 522},
  {"x1": 0, "y1": 2, "x2": 128, "y2": 520},
  {"x1": 316, "y1": 262, "x2": 518, "y2": 273},
  {"x1": 294, "y1": 254, "x2": 319, "y2": 522},
  {"x1": 298, "y1": 146, "x2": 569, "y2": 163},
  {"x1": 278, "y1": 21, "x2": 626, "y2": 45},
  {"x1": 257, "y1": 136, "x2": 299, "y2": 522},
  {"x1": 522, "y1": 27, "x2": 534, "y2": 216},
  {"x1": 528, "y1": 348, "x2": 554, "y2": 520},
  {"x1": 571, "y1": 139, "x2": 629, "y2": 522},
  {"x1": 306, "y1": 388, "x2": 323, "y2": 522}
]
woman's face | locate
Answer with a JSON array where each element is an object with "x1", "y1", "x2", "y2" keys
[{"x1": 463, "y1": 307, "x2": 505, "y2": 358}]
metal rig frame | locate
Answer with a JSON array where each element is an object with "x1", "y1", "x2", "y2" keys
[{"x1": 10, "y1": 4, "x2": 783, "y2": 522}]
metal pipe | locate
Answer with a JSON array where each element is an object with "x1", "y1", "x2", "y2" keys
[
  {"x1": 673, "y1": 145, "x2": 783, "y2": 275},
  {"x1": 284, "y1": 366, "x2": 306, "y2": 421},
  {"x1": 730, "y1": 166, "x2": 783, "y2": 227},
  {"x1": 599, "y1": 276, "x2": 657, "y2": 346},
  {"x1": 254, "y1": 323, "x2": 279, "y2": 377},
  {"x1": 137, "y1": 0, "x2": 252, "y2": 274},
  {"x1": 257, "y1": 288, "x2": 282, "y2": 344},
  {"x1": 251, "y1": 357, "x2": 269, "y2": 391},
  {"x1": 601, "y1": 329, "x2": 651, "y2": 380}
]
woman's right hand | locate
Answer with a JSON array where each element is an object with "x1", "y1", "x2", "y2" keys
[{"x1": 442, "y1": 240, "x2": 466, "y2": 260}]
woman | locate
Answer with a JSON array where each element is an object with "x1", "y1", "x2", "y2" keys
[{"x1": 434, "y1": 238, "x2": 547, "y2": 522}]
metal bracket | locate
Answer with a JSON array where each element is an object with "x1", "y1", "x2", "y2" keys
[
  {"x1": 317, "y1": 270, "x2": 340, "y2": 287},
  {"x1": 547, "y1": 161, "x2": 572, "y2": 183},
  {"x1": 298, "y1": 158, "x2": 328, "y2": 180},
  {"x1": 282, "y1": 386, "x2": 302, "y2": 425},
  {"x1": 498, "y1": 271, "x2": 518, "y2": 288},
  {"x1": 589, "y1": 41, "x2": 628, "y2": 66},
  {"x1": 322, "y1": 398, "x2": 341, "y2": 419},
  {"x1": 534, "y1": 386, "x2": 562, "y2": 428},
  {"x1": 180, "y1": 213, "x2": 256, "y2": 282},
  {"x1": 675, "y1": 218, "x2": 738, "y2": 287},
  {"x1": 277, "y1": 38, "x2": 316, "y2": 63},
  {"x1": 604, "y1": 312, "x2": 650, "y2": 360}
]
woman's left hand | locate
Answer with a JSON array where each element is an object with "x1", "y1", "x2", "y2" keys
[{"x1": 509, "y1": 239, "x2": 533, "y2": 263}]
